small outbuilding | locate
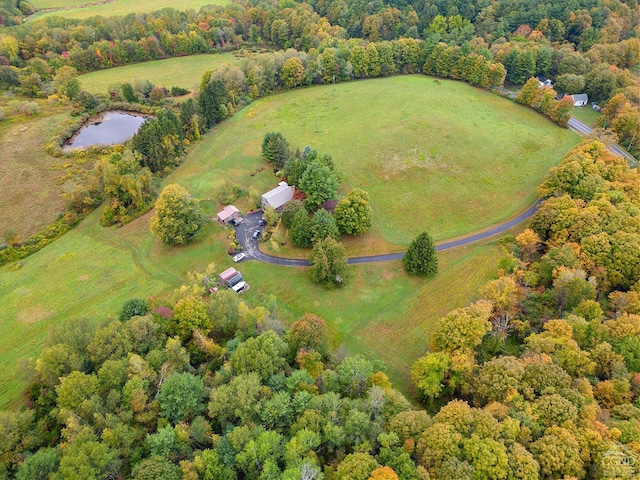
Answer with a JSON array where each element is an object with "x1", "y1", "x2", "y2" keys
[
  {"x1": 262, "y1": 181, "x2": 294, "y2": 210},
  {"x1": 219, "y1": 267, "x2": 239, "y2": 284},
  {"x1": 537, "y1": 76, "x2": 553, "y2": 88},
  {"x1": 216, "y1": 205, "x2": 240, "y2": 225},
  {"x1": 227, "y1": 273, "x2": 244, "y2": 288},
  {"x1": 572, "y1": 94, "x2": 589, "y2": 107}
]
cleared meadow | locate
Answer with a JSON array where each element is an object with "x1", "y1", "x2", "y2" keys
[
  {"x1": 79, "y1": 53, "x2": 245, "y2": 95},
  {"x1": 177, "y1": 75, "x2": 579, "y2": 245},
  {"x1": 30, "y1": 0, "x2": 226, "y2": 20},
  {"x1": 0, "y1": 105, "x2": 93, "y2": 240},
  {"x1": 0, "y1": 76, "x2": 578, "y2": 407}
]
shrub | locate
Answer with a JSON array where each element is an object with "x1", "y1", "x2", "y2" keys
[{"x1": 119, "y1": 298, "x2": 148, "y2": 321}]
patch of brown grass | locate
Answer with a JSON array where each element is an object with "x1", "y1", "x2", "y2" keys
[
  {"x1": 0, "y1": 105, "x2": 94, "y2": 240},
  {"x1": 16, "y1": 306, "x2": 52, "y2": 324}
]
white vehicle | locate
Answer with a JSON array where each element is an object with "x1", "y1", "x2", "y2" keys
[
  {"x1": 232, "y1": 252, "x2": 246, "y2": 263},
  {"x1": 231, "y1": 281, "x2": 249, "y2": 294}
]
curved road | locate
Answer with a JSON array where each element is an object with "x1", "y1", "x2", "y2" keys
[
  {"x1": 235, "y1": 201, "x2": 541, "y2": 267},
  {"x1": 231, "y1": 116, "x2": 636, "y2": 268},
  {"x1": 568, "y1": 117, "x2": 637, "y2": 167}
]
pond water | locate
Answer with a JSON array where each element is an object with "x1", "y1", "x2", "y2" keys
[{"x1": 64, "y1": 111, "x2": 148, "y2": 150}]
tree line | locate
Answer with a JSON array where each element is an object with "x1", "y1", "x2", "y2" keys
[{"x1": 410, "y1": 139, "x2": 640, "y2": 478}]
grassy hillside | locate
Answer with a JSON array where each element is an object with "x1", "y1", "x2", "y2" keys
[
  {"x1": 79, "y1": 53, "x2": 248, "y2": 95},
  {"x1": 174, "y1": 75, "x2": 579, "y2": 245},
  {"x1": 0, "y1": 76, "x2": 578, "y2": 407},
  {"x1": 30, "y1": 0, "x2": 227, "y2": 20}
]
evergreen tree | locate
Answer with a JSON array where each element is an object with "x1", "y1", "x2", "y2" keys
[
  {"x1": 261, "y1": 132, "x2": 290, "y2": 169},
  {"x1": 310, "y1": 209, "x2": 339, "y2": 243},
  {"x1": 309, "y1": 238, "x2": 348, "y2": 288},
  {"x1": 198, "y1": 79, "x2": 227, "y2": 130},
  {"x1": 403, "y1": 232, "x2": 438, "y2": 277}
]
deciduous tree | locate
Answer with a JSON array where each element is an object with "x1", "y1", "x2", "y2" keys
[
  {"x1": 281, "y1": 57, "x2": 306, "y2": 89},
  {"x1": 335, "y1": 188, "x2": 373, "y2": 236},
  {"x1": 299, "y1": 163, "x2": 339, "y2": 210},
  {"x1": 288, "y1": 314, "x2": 329, "y2": 357},
  {"x1": 150, "y1": 184, "x2": 207, "y2": 245},
  {"x1": 157, "y1": 372, "x2": 206, "y2": 424}
]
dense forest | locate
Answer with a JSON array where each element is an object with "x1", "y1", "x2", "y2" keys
[{"x1": 1, "y1": 0, "x2": 640, "y2": 477}]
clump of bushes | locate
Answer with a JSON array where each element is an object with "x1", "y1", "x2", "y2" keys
[{"x1": 170, "y1": 86, "x2": 190, "y2": 96}]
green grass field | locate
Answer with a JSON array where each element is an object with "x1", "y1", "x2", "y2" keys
[
  {"x1": 30, "y1": 0, "x2": 226, "y2": 20},
  {"x1": 175, "y1": 76, "x2": 579, "y2": 245},
  {"x1": 571, "y1": 106, "x2": 602, "y2": 128},
  {"x1": 0, "y1": 76, "x2": 578, "y2": 408},
  {"x1": 79, "y1": 53, "x2": 247, "y2": 95}
]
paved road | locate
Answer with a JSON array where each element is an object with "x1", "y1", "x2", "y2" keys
[
  {"x1": 234, "y1": 202, "x2": 541, "y2": 267},
  {"x1": 568, "y1": 116, "x2": 637, "y2": 166},
  {"x1": 228, "y1": 114, "x2": 638, "y2": 268}
]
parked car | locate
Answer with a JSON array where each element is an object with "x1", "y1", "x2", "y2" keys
[
  {"x1": 232, "y1": 252, "x2": 246, "y2": 263},
  {"x1": 252, "y1": 229, "x2": 261, "y2": 239},
  {"x1": 259, "y1": 218, "x2": 267, "y2": 226},
  {"x1": 230, "y1": 218, "x2": 240, "y2": 226},
  {"x1": 231, "y1": 281, "x2": 249, "y2": 294}
]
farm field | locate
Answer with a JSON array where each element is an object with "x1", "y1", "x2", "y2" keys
[
  {"x1": 30, "y1": 0, "x2": 226, "y2": 20},
  {"x1": 0, "y1": 76, "x2": 578, "y2": 407},
  {"x1": 79, "y1": 53, "x2": 249, "y2": 95},
  {"x1": 174, "y1": 75, "x2": 579, "y2": 245},
  {"x1": 0, "y1": 104, "x2": 88, "y2": 240}
]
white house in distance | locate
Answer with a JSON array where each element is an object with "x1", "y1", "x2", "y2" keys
[
  {"x1": 261, "y1": 181, "x2": 294, "y2": 210},
  {"x1": 572, "y1": 93, "x2": 589, "y2": 107}
]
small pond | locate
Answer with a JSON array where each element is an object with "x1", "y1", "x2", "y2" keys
[{"x1": 64, "y1": 111, "x2": 148, "y2": 150}]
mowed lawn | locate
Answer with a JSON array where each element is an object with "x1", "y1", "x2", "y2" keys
[
  {"x1": 176, "y1": 75, "x2": 579, "y2": 245},
  {"x1": 571, "y1": 106, "x2": 602, "y2": 128},
  {"x1": 30, "y1": 0, "x2": 226, "y2": 20},
  {"x1": 79, "y1": 53, "x2": 245, "y2": 95}
]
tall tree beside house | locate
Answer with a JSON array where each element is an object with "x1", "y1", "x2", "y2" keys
[
  {"x1": 309, "y1": 237, "x2": 348, "y2": 288},
  {"x1": 403, "y1": 232, "x2": 437, "y2": 277},
  {"x1": 150, "y1": 184, "x2": 207, "y2": 245},
  {"x1": 299, "y1": 162, "x2": 340, "y2": 210}
]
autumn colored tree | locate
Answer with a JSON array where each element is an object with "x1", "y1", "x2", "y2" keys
[
  {"x1": 287, "y1": 313, "x2": 329, "y2": 357},
  {"x1": 280, "y1": 57, "x2": 306, "y2": 89},
  {"x1": 335, "y1": 188, "x2": 373, "y2": 236},
  {"x1": 150, "y1": 184, "x2": 207, "y2": 245}
]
